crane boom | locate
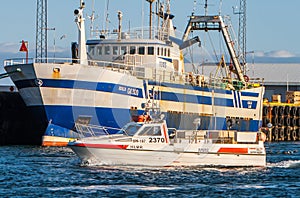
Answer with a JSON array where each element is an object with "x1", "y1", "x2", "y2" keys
[{"x1": 182, "y1": 15, "x2": 246, "y2": 84}]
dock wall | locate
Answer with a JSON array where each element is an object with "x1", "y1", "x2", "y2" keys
[{"x1": 0, "y1": 91, "x2": 46, "y2": 145}]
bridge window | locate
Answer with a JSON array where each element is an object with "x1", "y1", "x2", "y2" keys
[
  {"x1": 113, "y1": 46, "x2": 118, "y2": 55},
  {"x1": 97, "y1": 46, "x2": 102, "y2": 55},
  {"x1": 148, "y1": 47, "x2": 154, "y2": 55},
  {"x1": 88, "y1": 46, "x2": 95, "y2": 56},
  {"x1": 105, "y1": 46, "x2": 110, "y2": 55},
  {"x1": 157, "y1": 47, "x2": 160, "y2": 55},
  {"x1": 138, "y1": 46, "x2": 145, "y2": 55},
  {"x1": 129, "y1": 46, "x2": 136, "y2": 54},
  {"x1": 121, "y1": 46, "x2": 127, "y2": 55},
  {"x1": 164, "y1": 48, "x2": 167, "y2": 56},
  {"x1": 138, "y1": 126, "x2": 161, "y2": 136},
  {"x1": 168, "y1": 48, "x2": 170, "y2": 57}
]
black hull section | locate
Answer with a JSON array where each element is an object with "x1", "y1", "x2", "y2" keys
[{"x1": 0, "y1": 92, "x2": 47, "y2": 145}]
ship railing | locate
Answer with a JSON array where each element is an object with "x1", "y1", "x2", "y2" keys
[
  {"x1": 4, "y1": 58, "x2": 34, "y2": 66},
  {"x1": 75, "y1": 123, "x2": 121, "y2": 138},
  {"x1": 75, "y1": 123, "x2": 109, "y2": 137},
  {"x1": 77, "y1": 58, "x2": 265, "y2": 90},
  {"x1": 3, "y1": 58, "x2": 76, "y2": 66},
  {"x1": 174, "y1": 130, "x2": 235, "y2": 144},
  {"x1": 4, "y1": 57, "x2": 264, "y2": 90},
  {"x1": 248, "y1": 78, "x2": 265, "y2": 87},
  {"x1": 89, "y1": 26, "x2": 172, "y2": 42},
  {"x1": 174, "y1": 130, "x2": 260, "y2": 144}
]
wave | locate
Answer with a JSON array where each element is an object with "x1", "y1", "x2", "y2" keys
[
  {"x1": 267, "y1": 160, "x2": 300, "y2": 168},
  {"x1": 47, "y1": 184, "x2": 176, "y2": 192}
]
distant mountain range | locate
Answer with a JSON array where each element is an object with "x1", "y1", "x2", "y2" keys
[
  {"x1": 1, "y1": 47, "x2": 299, "y2": 70},
  {"x1": 247, "y1": 56, "x2": 300, "y2": 64}
]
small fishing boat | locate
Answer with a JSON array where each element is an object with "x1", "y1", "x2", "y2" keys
[{"x1": 68, "y1": 105, "x2": 266, "y2": 167}]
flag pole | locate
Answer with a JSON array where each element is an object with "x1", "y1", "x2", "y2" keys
[{"x1": 19, "y1": 40, "x2": 29, "y2": 63}]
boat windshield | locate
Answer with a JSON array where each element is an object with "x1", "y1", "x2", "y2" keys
[{"x1": 117, "y1": 123, "x2": 142, "y2": 136}]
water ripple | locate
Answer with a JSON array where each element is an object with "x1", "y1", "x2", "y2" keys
[{"x1": 0, "y1": 142, "x2": 299, "y2": 197}]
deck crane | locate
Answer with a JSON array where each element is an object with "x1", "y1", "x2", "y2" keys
[
  {"x1": 182, "y1": 0, "x2": 248, "y2": 85},
  {"x1": 182, "y1": 15, "x2": 246, "y2": 84}
]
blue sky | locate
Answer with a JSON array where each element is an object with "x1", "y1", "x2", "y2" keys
[
  {"x1": 0, "y1": 0, "x2": 299, "y2": 82},
  {"x1": 0, "y1": 0, "x2": 299, "y2": 55}
]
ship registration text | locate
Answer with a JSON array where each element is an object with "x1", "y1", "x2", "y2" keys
[
  {"x1": 133, "y1": 138, "x2": 165, "y2": 143},
  {"x1": 118, "y1": 86, "x2": 139, "y2": 96},
  {"x1": 149, "y1": 137, "x2": 165, "y2": 143}
]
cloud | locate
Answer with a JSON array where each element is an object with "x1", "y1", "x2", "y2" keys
[
  {"x1": 265, "y1": 50, "x2": 296, "y2": 58},
  {"x1": 254, "y1": 50, "x2": 296, "y2": 58},
  {"x1": 0, "y1": 42, "x2": 21, "y2": 53},
  {"x1": 253, "y1": 51, "x2": 265, "y2": 57},
  {"x1": 0, "y1": 42, "x2": 71, "y2": 59}
]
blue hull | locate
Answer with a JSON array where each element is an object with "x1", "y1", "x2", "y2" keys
[{"x1": 43, "y1": 105, "x2": 261, "y2": 138}]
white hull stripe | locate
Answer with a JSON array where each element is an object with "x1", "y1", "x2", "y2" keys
[{"x1": 15, "y1": 78, "x2": 259, "y2": 109}]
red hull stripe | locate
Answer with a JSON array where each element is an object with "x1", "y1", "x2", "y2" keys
[
  {"x1": 162, "y1": 124, "x2": 169, "y2": 144},
  {"x1": 75, "y1": 143, "x2": 128, "y2": 149},
  {"x1": 218, "y1": 147, "x2": 248, "y2": 154}
]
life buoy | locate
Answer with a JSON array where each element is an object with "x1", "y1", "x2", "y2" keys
[{"x1": 243, "y1": 75, "x2": 249, "y2": 82}]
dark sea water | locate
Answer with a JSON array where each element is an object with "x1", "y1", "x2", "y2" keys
[{"x1": 0, "y1": 142, "x2": 299, "y2": 198}]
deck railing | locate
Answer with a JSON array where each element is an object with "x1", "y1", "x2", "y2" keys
[{"x1": 4, "y1": 57, "x2": 264, "y2": 90}]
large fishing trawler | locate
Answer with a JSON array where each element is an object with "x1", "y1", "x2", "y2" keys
[{"x1": 4, "y1": 0, "x2": 264, "y2": 146}]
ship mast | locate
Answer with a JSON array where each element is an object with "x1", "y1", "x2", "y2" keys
[
  {"x1": 74, "y1": 0, "x2": 88, "y2": 65},
  {"x1": 146, "y1": 0, "x2": 155, "y2": 39}
]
